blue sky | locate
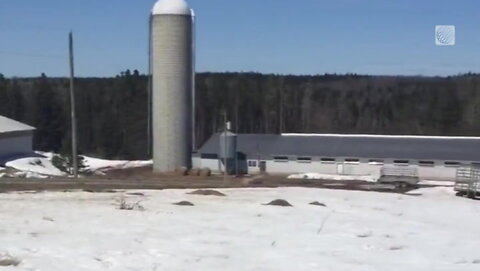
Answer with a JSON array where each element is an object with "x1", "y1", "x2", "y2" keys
[{"x1": 1, "y1": 0, "x2": 479, "y2": 77}]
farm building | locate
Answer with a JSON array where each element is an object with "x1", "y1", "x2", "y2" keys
[
  {"x1": 0, "y1": 115, "x2": 35, "y2": 162},
  {"x1": 193, "y1": 133, "x2": 480, "y2": 181}
]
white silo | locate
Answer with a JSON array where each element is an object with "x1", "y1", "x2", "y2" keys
[{"x1": 151, "y1": 0, "x2": 194, "y2": 172}]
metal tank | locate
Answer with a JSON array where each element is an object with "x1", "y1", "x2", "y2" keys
[
  {"x1": 219, "y1": 131, "x2": 238, "y2": 175},
  {"x1": 151, "y1": 0, "x2": 194, "y2": 172},
  {"x1": 219, "y1": 131, "x2": 238, "y2": 159}
]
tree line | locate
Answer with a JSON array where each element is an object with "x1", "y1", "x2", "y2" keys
[{"x1": 1, "y1": 71, "x2": 479, "y2": 160}]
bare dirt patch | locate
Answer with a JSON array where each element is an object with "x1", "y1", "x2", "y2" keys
[
  {"x1": 309, "y1": 201, "x2": 327, "y2": 207},
  {"x1": 0, "y1": 254, "x2": 21, "y2": 266},
  {"x1": 264, "y1": 199, "x2": 293, "y2": 207},
  {"x1": 188, "y1": 189, "x2": 226, "y2": 197},
  {"x1": 173, "y1": 201, "x2": 195, "y2": 206}
]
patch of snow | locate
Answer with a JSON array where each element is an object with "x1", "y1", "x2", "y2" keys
[
  {"x1": 0, "y1": 187, "x2": 479, "y2": 270},
  {"x1": 418, "y1": 180, "x2": 455, "y2": 186},
  {"x1": 2, "y1": 152, "x2": 152, "y2": 179},
  {"x1": 288, "y1": 173, "x2": 378, "y2": 182},
  {"x1": 35, "y1": 151, "x2": 55, "y2": 160},
  {"x1": 82, "y1": 156, "x2": 152, "y2": 172},
  {"x1": 406, "y1": 186, "x2": 457, "y2": 197},
  {"x1": 6, "y1": 157, "x2": 66, "y2": 177}
]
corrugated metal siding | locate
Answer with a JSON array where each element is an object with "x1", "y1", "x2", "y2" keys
[{"x1": 0, "y1": 133, "x2": 33, "y2": 160}]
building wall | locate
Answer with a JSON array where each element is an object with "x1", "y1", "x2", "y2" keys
[
  {"x1": 199, "y1": 155, "x2": 469, "y2": 181},
  {"x1": 0, "y1": 133, "x2": 33, "y2": 160}
]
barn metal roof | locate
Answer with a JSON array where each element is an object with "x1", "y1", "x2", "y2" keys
[
  {"x1": 0, "y1": 115, "x2": 35, "y2": 134},
  {"x1": 199, "y1": 133, "x2": 480, "y2": 162}
]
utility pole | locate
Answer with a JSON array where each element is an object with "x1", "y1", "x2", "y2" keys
[
  {"x1": 224, "y1": 112, "x2": 228, "y2": 183},
  {"x1": 147, "y1": 14, "x2": 153, "y2": 158},
  {"x1": 69, "y1": 32, "x2": 78, "y2": 178}
]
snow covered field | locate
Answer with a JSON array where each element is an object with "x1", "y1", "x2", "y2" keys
[{"x1": 1, "y1": 187, "x2": 479, "y2": 270}]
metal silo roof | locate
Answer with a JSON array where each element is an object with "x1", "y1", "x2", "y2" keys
[{"x1": 152, "y1": 0, "x2": 192, "y2": 15}]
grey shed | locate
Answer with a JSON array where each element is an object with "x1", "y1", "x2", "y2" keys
[{"x1": 0, "y1": 115, "x2": 35, "y2": 162}]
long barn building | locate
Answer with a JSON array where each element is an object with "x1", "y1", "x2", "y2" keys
[{"x1": 193, "y1": 133, "x2": 480, "y2": 181}]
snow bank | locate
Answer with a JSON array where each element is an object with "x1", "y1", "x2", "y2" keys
[
  {"x1": 82, "y1": 156, "x2": 152, "y2": 172},
  {"x1": 2, "y1": 152, "x2": 152, "y2": 179},
  {"x1": 406, "y1": 186, "x2": 457, "y2": 197},
  {"x1": 418, "y1": 180, "x2": 455, "y2": 186},
  {"x1": 1, "y1": 187, "x2": 479, "y2": 270},
  {"x1": 5, "y1": 157, "x2": 66, "y2": 177},
  {"x1": 288, "y1": 172, "x2": 378, "y2": 182}
]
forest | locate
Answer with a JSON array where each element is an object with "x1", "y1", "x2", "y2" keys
[{"x1": 1, "y1": 71, "x2": 479, "y2": 160}]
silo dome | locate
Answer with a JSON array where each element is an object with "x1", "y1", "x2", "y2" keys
[{"x1": 152, "y1": 0, "x2": 191, "y2": 15}]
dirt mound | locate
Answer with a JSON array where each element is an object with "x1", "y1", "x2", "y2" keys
[
  {"x1": 309, "y1": 201, "x2": 327, "y2": 207},
  {"x1": 173, "y1": 201, "x2": 195, "y2": 206},
  {"x1": 189, "y1": 168, "x2": 201, "y2": 176},
  {"x1": 188, "y1": 189, "x2": 226, "y2": 197},
  {"x1": 199, "y1": 168, "x2": 212, "y2": 177},
  {"x1": 0, "y1": 254, "x2": 20, "y2": 267},
  {"x1": 174, "y1": 167, "x2": 189, "y2": 176},
  {"x1": 264, "y1": 199, "x2": 293, "y2": 207}
]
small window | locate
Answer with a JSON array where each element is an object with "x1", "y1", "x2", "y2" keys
[
  {"x1": 321, "y1": 158, "x2": 336, "y2": 163},
  {"x1": 369, "y1": 159, "x2": 384, "y2": 165},
  {"x1": 344, "y1": 158, "x2": 360, "y2": 164},
  {"x1": 248, "y1": 161, "x2": 257, "y2": 167},
  {"x1": 273, "y1": 156, "x2": 289, "y2": 162},
  {"x1": 445, "y1": 161, "x2": 461, "y2": 167},
  {"x1": 297, "y1": 157, "x2": 312, "y2": 163},
  {"x1": 201, "y1": 153, "x2": 218, "y2": 159},
  {"x1": 419, "y1": 161, "x2": 435, "y2": 167},
  {"x1": 394, "y1": 160, "x2": 409, "y2": 166}
]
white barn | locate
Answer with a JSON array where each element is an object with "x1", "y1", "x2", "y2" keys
[
  {"x1": 193, "y1": 133, "x2": 480, "y2": 181},
  {"x1": 0, "y1": 115, "x2": 35, "y2": 161}
]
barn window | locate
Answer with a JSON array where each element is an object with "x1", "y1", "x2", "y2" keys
[
  {"x1": 344, "y1": 158, "x2": 360, "y2": 164},
  {"x1": 321, "y1": 158, "x2": 336, "y2": 163},
  {"x1": 419, "y1": 161, "x2": 435, "y2": 167},
  {"x1": 444, "y1": 161, "x2": 461, "y2": 167},
  {"x1": 394, "y1": 160, "x2": 409, "y2": 166},
  {"x1": 369, "y1": 159, "x2": 384, "y2": 165},
  {"x1": 297, "y1": 157, "x2": 312, "y2": 163},
  {"x1": 248, "y1": 161, "x2": 257, "y2": 167},
  {"x1": 273, "y1": 156, "x2": 289, "y2": 162},
  {"x1": 201, "y1": 153, "x2": 218, "y2": 159}
]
